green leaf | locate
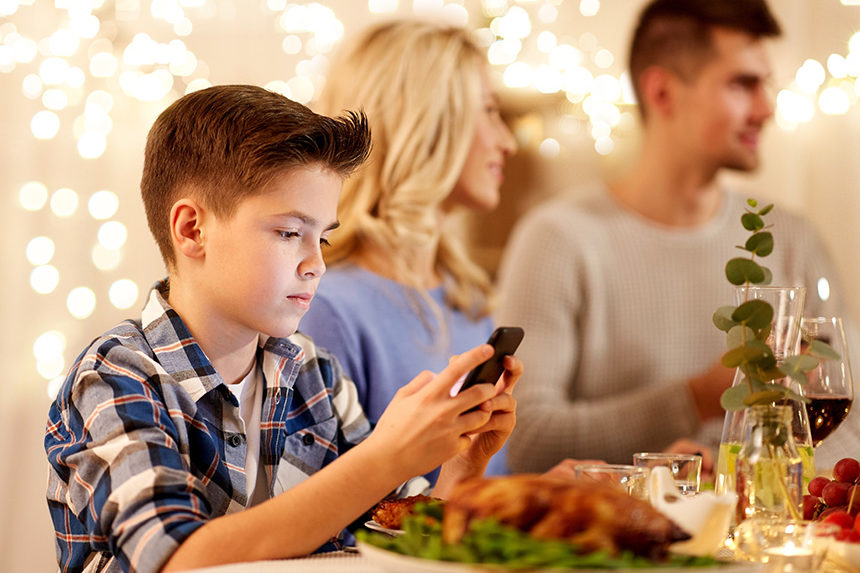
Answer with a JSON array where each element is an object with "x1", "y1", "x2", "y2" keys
[
  {"x1": 744, "y1": 390, "x2": 785, "y2": 406},
  {"x1": 759, "y1": 204, "x2": 774, "y2": 216},
  {"x1": 755, "y1": 365, "x2": 786, "y2": 382},
  {"x1": 759, "y1": 265, "x2": 773, "y2": 285},
  {"x1": 782, "y1": 354, "x2": 819, "y2": 374},
  {"x1": 726, "y1": 258, "x2": 766, "y2": 285},
  {"x1": 721, "y1": 384, "x2": 751, "y2": 411},
  {"x1": 732, "y1": 300, "x2": 774, "y2": 330},
  {"x1": 713, "y1": 306, "x2": 738, "y2": 332},
  {"x1": 747, "y1": 198, "x2": 758, "y2": 208},
  {"x1": 727, "y1": 325, "x2": 756, "y2": 349},
  {"x1": 808, "y1": 340, "x2": 841, "y2": 361},
  {"x1": 721, "y1": 340, "x2": 773, "y2": 367},
  {"x1": 744, "y1": 232, "x2": 774, "y2": 257},
  {"x1": 741, "y1": 212, "x2": 764, "y2": 231}
]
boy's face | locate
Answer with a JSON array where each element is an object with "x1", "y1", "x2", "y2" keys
[{"x1": 201, "y1": 164, "x2": 341, "y2": 339}]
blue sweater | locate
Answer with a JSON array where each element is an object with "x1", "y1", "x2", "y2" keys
[{"x1": 299, "y1": 265, "x2": 508, "y2": 482}]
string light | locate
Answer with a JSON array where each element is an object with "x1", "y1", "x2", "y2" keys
[{"x1": 7, "y1": 0, "x2": 860, "y2": 397}]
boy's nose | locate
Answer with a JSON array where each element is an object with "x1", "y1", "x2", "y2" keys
[{"x1": 299, "y1": 248, "x2": 326, "y2": 279}]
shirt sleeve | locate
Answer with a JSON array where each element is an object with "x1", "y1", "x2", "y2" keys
[
  {"x1": 45, "y1": 342, "x2": 210, "y2": 573},
  {"x1": 495, "y1": 207, "x2": 699, "y2": 471}
]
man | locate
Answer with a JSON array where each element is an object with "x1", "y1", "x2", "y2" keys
[{"x1": 497, "y1": 0, "x2": 855, "y2": 471}]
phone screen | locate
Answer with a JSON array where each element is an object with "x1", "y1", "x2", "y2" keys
[{"x1": 458, "y1": 326, "x2": 524, "y2": 393}]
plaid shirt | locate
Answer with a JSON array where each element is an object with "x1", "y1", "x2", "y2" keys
[{"x1": 45, "y1": 281, "x2": 427, "y2": 573}]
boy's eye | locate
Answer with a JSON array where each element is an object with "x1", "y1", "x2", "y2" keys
[
  {"x1": 278, "y1": 230, "x2": 300, "y2": 239},
  {"x1": 320, "y1": 238, "x2": 332, "y2": 248}
]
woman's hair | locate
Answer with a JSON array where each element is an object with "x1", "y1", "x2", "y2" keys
[{"x1": 317, "y1": 20, "x2": 493, "y2": 320}]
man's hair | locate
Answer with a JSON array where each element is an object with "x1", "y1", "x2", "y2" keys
[
  {"x1": 141, "y1": 84, "x2": 371, "y2": 266},
  {"x1": 629, "y1": 0, "x2": 782, "y2": 114}
]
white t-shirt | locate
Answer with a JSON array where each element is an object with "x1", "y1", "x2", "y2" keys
[{"x1": 226, "y1": 363, "x2": 268, "y2": 507}]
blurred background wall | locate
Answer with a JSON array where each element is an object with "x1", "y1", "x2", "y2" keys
[{"x1": 2, "y1": 1, "x2": 860, "y2": 570}]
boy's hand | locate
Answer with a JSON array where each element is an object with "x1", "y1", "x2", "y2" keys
[
  {"x1": 366, "y1": 344, "x2": 502, "y2": 483},
  {"x1": 453, "y1": 354, "x2": 522, "y2": 466},
  {"x1": 433, "y1": 354, "x2": 522, "y2": 497}
]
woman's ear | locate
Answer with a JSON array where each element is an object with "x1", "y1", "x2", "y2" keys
[{"x1": 170, "y1": 198, "x2": 207, "y2": 261}]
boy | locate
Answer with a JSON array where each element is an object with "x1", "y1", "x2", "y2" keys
[{"x1": 45, "y1": 85, "x2": 521, "y2": 573}]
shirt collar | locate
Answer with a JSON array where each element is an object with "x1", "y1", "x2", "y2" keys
[{"x1": 140, "y1": 279, "x2": 302, "y2": 401}]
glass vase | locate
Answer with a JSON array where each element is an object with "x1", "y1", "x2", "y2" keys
[
  {"x1": 735, "y1": 405, "x2": 804, "y2": 523},
  {"x1": 715, "y1": 287, "x2": 814, "y2": 497}
]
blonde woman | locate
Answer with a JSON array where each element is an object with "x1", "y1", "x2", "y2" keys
[{"x1": 300, "y1": 20, "x2": 516, "y2": 482}]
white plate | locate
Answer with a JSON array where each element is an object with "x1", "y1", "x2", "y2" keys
[
  {"x1": 826, "y1": 539, "x2": 860, "y2": 569},
  {"x1": 364, "y1": 520, "x2": 404, "y2": 537},
  {"x1": 356, "y1": 541, "x2": 764, "y2": 573}
]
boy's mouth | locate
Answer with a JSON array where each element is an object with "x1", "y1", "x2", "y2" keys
[{"x1": 287, "y1": 293, "x2": 313, "y2": 310}]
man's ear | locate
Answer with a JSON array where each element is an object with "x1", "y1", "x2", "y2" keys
[
  {"x1": 170, "y1": 198, "x2": 207, "y2": 260},
  {"x1": 638, "y1": 65, "x2": 677, "y2": 119}
]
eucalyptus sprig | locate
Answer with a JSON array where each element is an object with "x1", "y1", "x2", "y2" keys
[{"x1": 712, "y1": 198, "x2": 840, "y2": 412}]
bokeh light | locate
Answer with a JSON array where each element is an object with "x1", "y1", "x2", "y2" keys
[
  {"x1": 19, "y1": 181, "x2": 48, "y2": 211},
  {"x1": 67, "y1": 286, "x2": 96, "y2": 319},
  {"x1": 109, "y1": 279, "x2": 139, "y2": 309},
  {"x1": 88, "y1": 190, "x2": 119, "y2": 219},
  {"x1": 97, "y1": 221, "x2": 128, "y2": 249},
  {"x1": 26, "y1": 236, "x2": 55, "y2": 265},
  {"x1": 30, "y1": 265, "x2": 60, "y2": 294},
  {"x1": 50, "y1": 187, "x2": 79, "y2": 217}
]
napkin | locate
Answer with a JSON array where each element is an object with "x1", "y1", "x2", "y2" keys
[{"x1": 648, "y1": 467, "x2": 738, "y2": 556}]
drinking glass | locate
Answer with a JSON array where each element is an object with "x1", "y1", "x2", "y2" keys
[
  {"x1": 733, "y1": 517, "x2": 840, "y2": 572},
  {"x1": 573, "y1": 464, "x2": 649, "y2": 500},
  {"x1": 633, "y1": 452, "x2": 702, "y2": 495},
  {"x1": 800, "y1": 316, "x2": 854, "y2": 447}
]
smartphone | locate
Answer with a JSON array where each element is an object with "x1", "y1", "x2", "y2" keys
[{"x1": 458, "y1": 326, "x2": 524, "y2": 393}]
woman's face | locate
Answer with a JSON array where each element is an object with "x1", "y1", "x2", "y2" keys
[{"x1": 446, "y1": 71, "x2": 517, "y2": 211}]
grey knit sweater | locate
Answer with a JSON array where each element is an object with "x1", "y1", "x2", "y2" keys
[{"x1": 496, "y1": 186, "x2": 855, "y2": 470}]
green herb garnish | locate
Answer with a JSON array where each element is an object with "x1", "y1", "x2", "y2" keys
[{"x1": 359, "y1": 506, "x2": 721, "y2": 569}]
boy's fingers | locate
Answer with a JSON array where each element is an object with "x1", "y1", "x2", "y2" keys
[
  {"x1": 401, "y1": 370, "x2": 436, "y2": 397},
  {"x1": 477, "y1": 393, "x2": 516, "y2": 414},
  {"x1": 427, "y1": 344, "x2": 493, "y2": 397},
  {"x1": 501, "y1": 355, "x2": 523, "y2": 392}
]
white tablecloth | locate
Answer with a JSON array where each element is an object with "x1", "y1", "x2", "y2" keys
[{"x1": 187, "y1": 551, "x2": 383, "y2": 573}]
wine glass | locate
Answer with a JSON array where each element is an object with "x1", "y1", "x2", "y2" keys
[{"x1": 800, "y1": 316, "x2": 854, "y2": 447}]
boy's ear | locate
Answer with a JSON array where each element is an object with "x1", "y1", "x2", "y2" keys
[{"x1": 170, "y1": 198, "x2": 207, "y2": 260}]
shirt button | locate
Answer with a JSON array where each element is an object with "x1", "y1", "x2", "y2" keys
[
  {"x1": 228, "y1": 434, "x2": 243, "y2": 447},
  {"x1": 302, "y1": 433, "x2": 315, "y2": 446}
]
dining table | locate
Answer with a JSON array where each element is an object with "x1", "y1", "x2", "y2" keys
[{"x1": 188, "y1": 550, "x2": 382, "y2": 573}]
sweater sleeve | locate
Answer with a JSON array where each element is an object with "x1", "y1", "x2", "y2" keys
[{"x1": 495, "y1": 206, "x2": 699, "y2": 471}]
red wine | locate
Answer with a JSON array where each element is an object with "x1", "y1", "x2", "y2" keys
[{"x1": 806, "y1": 395, "x2": 852, "y2": 446}]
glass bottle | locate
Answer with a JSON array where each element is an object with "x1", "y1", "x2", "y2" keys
[
  {"x1": 735, "y1": 405, "x2": 804, "y2": 523},
  {"x1": 715, "y1": 287, "x2": 814, "y2": 497}
]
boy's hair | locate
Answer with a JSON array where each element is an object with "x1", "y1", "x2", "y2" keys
[
  {"x1": 141, "y1": 84, "x2": 371, "y2": 266},
  {"x1": 629, "y1": 0, "x2": 781, "y2": 116}
]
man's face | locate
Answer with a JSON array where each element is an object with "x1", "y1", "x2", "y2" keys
[
  {"x1": 672, "y1": 27, "x2": 774, "y2": 172},
  {"x1": 200, "y1": 164, "x2": 341, "y2": 340}
]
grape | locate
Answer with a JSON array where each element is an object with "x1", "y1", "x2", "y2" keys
[
  {"x1": 833, "y1": 457, "x2": 860, "y2": 484},
  {"x1": 819, "y1": 506, "x2": 846, "y2": 521},
  {"x1": 823, "y1": 481, "x2": 851, "y2": 507},
  {"x1": 808, "y1": 476, "x2": 831, "y2": 497},
  {"x1": 822, "y1": 509, "x2": 854, "y2": 530},
  {"x1": 802, "y1": 495, "x2": 821, "y2": 520}
]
